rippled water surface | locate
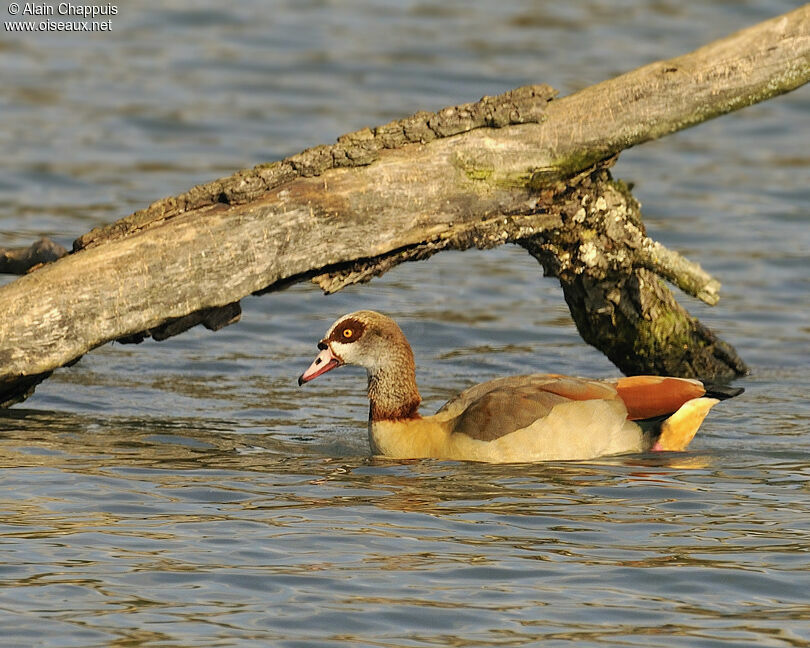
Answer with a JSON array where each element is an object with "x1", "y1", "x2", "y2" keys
[{"x1": 1, "y1": 1, "x2": 809, "y2": 646}]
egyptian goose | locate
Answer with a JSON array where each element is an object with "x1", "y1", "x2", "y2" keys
[{"x1": 298, "y1": 310, "x2": 742, "y2": 463}]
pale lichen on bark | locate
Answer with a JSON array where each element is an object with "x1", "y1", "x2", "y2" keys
[{"x1": 519, "y1": 170, "x2": 748, "y2": 378}]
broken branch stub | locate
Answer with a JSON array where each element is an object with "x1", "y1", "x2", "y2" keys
[{"x1": 0, "y1": 237, "x2": 67, "y2": 275}]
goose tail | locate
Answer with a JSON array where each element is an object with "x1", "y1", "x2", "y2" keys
[{"x1": 651, "y1": 397, "x2": 720, "y2": 452}]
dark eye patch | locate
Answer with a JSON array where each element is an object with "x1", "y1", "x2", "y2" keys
[{"x1": 328, "y1": 318, "x2": 365, "y2": 344}]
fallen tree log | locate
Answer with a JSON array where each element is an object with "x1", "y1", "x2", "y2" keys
[{"x1": 1, "y1": 5, "x2": 807, "y2": 407}]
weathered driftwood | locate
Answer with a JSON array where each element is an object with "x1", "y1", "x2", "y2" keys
[{"x1": 0, "y1": 6, "x2": 807, "y2": 406}]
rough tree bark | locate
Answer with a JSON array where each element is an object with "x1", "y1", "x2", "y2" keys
[{"x1": 0, "y1": 6, "x2": 807, "y2": 407}]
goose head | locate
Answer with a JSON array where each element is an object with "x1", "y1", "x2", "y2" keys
[
  {"x1": 298, "y1": 310, "x2": 421, "y2": 421},
  {"x1": 298, "y1": 310, "x2": 413, "y2": 384}
]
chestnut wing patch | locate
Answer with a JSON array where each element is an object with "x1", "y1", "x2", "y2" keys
[{"x1": 612, "y1": 376, "x2": 706, "y2": 420}]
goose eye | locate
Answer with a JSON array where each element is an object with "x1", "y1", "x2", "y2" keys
[{"x1": 342, "y1": 328, "x2": 353, "y2": 339}]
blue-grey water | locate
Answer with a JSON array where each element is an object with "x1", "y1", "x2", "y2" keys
[{"x1": 1, "y1": 1, "x2": 809, "y2": 646}]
